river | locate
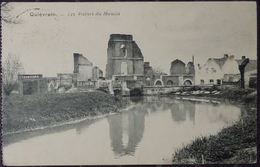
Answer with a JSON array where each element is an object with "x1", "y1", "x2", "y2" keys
[{"x1": 2, "y1": 96, "x2": 242, "y2": 165}]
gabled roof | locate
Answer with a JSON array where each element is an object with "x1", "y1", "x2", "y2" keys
[
  {"x1": 211, "y1": 57, "x2": 227, "y2": 68},
  {"x1": 207, "y1": 56, "x2": 257, "y2": 73},
  {"x1": 171, "y1": 59, "x2": 185, "y2": 65}
]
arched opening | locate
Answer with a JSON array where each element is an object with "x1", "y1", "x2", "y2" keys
[
  {"x1": 183, "y1": 79, "x2": 192, "y2": 86},
  {"x1": 154, "y1": 79, "x2": 163, "y2": 86},
  {"x1": 166, "y1": 80, "x2": 174, "y2": 86},
  {"x1": 121, "y1": 62, "x2": 128, "y2": 75},
  {"x1": 130, "y1": 88, "x2": 143, "y2": 97}
]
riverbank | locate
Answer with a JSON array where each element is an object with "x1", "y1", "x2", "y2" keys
[
  {"x1": 172, "y1": 88, "x2": 257, "y2": 164},
  {"x1": 167, "y1": 87, "x2": 256, "y2": 103},
  {"x1": 2, "y1": 91, "x2": 125, "y2": 135}
]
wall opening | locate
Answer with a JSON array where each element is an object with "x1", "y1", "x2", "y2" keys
[
  {"x1": 200, "y1": 79, "x2": 204, "y2": 85},
  {"x1": 130, "y1": 88, "x2": 143, "y2": 96},
  {"x1": 166, "y1": 80, "x2": 174, "y2": 86},
  {"x1": 121, "y1": 62, "x2": 128, "y2": 75},
  {"x1": 154, "y1": 80, "x2": 163, "y2": 86},
  {"x1": 183, "y1": 79, "x2": 192, "y2": 86}
]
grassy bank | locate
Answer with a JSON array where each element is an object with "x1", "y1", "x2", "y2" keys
[
  {"x1": 2, "y1": 91, "x2": 125, "y2": 134},
  {"x1": 168, "y1": 87, "x2": 256, "y2": 103},
  {"x1": 172, "y1": 89, "x2": 257, "y2": 164}
]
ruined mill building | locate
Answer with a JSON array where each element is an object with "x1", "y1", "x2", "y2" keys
[
  {"x1": 106, "y1": 34, "x2": 144, "y2": 80},
  {"x1": 105, "y1": 34, "x2": 195, "y2": 89}
]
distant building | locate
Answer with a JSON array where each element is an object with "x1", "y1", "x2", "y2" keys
[
  {"x1": 57, "y1": 73, "x2": 77, "y2": 87},
  {"x1": 170, "y1": 59, "x2": 186, "y2": 75},
  {"x1": 196, "y1": 54, "x2": 257, "y2": 88},
  {"x1": 186, "y1": 61, "x2": 195, "y2": 75},
  {"x1": 99, "y1": 69, "x2": 103, "y2": 78},
  {"x1": 18, "y1": 74, "x2": 58, "y2": 95},
  {"x1": 158, "y1": 58, "x2": 195, "y2": 86},
  {"x1": 106, "y1": 34, "x2": 144, "y2": 80},
  {"x1": 92, "y1": 66, "x2": 103, "y2": 81},
  {"x1": 74, "y1": 53, "x2": 93, "y2": 82},
  {"x1": 195, "y1": 55, "x2": 227, "y2": 85},
  {"x1": 143, "y1": 62, "x2": 154, "y2": 86}
]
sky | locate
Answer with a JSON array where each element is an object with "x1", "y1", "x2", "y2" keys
[{"x1": 2, "y1": 2, "x2": 257, "y2": 77}]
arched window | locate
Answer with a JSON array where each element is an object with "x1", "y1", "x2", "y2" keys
[
  {"x1": 154, "y1": 80, "x2": 163, "y2": 86},
  {"x1": 167, "y1": 80, "x2": 174, "y2": 86},
  {"x1": 217, "y1": 79, "x2": 221, "y2": 85},
  {"x1": 120, "y1": 44, "x2": 127, "y2": 57},
  {"x1": 121, "y1": 62, "x2": 128, "y2": 75},
  {"x1": 200, "y1": 79, "x2": 204, "y2": 85},
  {"x1": 183, "y1": 80, "x2": 192, "y2": 86}
]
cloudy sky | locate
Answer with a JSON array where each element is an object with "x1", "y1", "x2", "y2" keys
[{"x1": 2, "y1": 2, "x2": 257, "y2": 77}]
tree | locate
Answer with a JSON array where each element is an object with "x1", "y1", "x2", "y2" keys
[
  {"x1": 2, "y1": 53, "x2": 24, "y2": 95},
  {"x1": 1, "y1": 2, "x2": 21, "y2": 24}
]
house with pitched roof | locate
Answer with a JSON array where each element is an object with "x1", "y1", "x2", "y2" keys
[{"x1": 195, "y1": 54, "x2": 257, "y2": 88}]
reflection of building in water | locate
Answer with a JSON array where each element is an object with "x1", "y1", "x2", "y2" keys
[
  {"x1": 170, "y1": 101, "x2": 196, "y2": 124},
  {"x1": 107, "y1": 106, "x2": 146, "y2": 156}
]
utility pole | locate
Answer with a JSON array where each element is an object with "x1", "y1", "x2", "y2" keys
[{"x1": 239, "y1": 58, "x2": 249, "y2": 89}]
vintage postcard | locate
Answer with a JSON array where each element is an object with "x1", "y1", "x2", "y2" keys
[{"x1": 1, "y1": 1, "x2": 257, "y2": 165}]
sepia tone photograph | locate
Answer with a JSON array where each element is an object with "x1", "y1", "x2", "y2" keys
[{"x1": 1, "y1": 1, "x2": 257, "y2": 165}]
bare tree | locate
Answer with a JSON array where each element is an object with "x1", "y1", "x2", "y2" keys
[
  {"x1": 1, "y1": 2, "x2": 21, "y2": 24},
  {"x1": 2, "y1": 53, "x2": 24, "y2": 95}
]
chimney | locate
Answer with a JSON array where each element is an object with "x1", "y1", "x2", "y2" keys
[
  {"x1": 224, "y1": 54, "x2": 228, "y2": 58},
  {"x1": 242, "y1": 56, "x2": 246, "y2": 60},
  {"x1": 192, "y1": 56, "x2": 194, "y2": 64}
]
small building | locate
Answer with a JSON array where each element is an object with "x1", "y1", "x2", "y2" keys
[
  {"x1": 92, "y1": 66, "x2": 103, "y2": 81},
  {"x1": 186, "y1": 61, "x2": 195, "y2": 75},
  {"x1": 73, "y1": 53, "x2": 93, "y2": 82},
  {"x1": 170, "y1": 59, "x2": 186, "y2": 75},
  {"x1": 144, "y1": 62, "x2": 155, "y2": 86},
  {"x1": 57, "y1": 73, "x2": 77, "y2": 87},
  {"x1": 92, "y1": 66, "x2": 99, "y2": 81},
  {"x1": 18, "y1": 74, "x2": 58, "y2": 95},
  {"x1": 99, "y1": 69, "x2": 103, "y2": 78},
  {"x1": 196, "y1": 54, "x2": 257, "y2": 88},
  {"x1": 157, "y1": 58, "x2": 195, "y2": 87},
  {"x1": 195, "y1": 56, "x2": 225, "y2": 85}
]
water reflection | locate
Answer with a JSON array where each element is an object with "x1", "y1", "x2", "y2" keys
[
  {"x1": 107, "y1": 101, "x2": 146, "y2": 156},
  {"x1": 170, "y1": 101, "x2": 195, "y2": 124},
  {"x1": 107, "y1": 96, "x2": 197, "y2": 157},
  {"x1": 3, "y1": 117, "x2": 100, "y2": 146},
  {"x1": 3, "y1": 96, "x2": 242, "y2": 165}
]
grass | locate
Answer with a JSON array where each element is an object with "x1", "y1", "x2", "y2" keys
[
  {"x1": 2, "y1": 91, "x2": 125, "y2": 134},
  {"x1": 169, "y1": 87, "x2": 256, "y2": 102},
  {"x1": 172, "y1": 93, "x2": 257, "y2": 164}
]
